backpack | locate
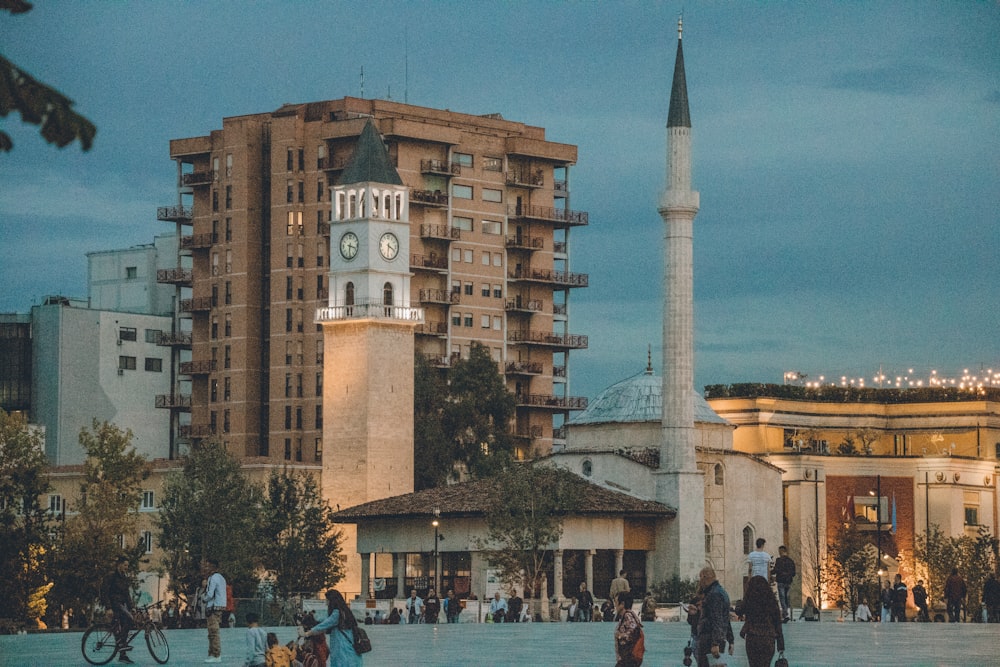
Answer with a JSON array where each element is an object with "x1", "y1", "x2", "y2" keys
[
  {"x1": 342, "y1": 626, "x2": 372, "y2": 655},
  {"x1": 631, "y1": 623, "x2": 646, "y2": 664}
]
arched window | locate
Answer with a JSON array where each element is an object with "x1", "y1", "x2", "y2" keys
[
  {"x1": 743, "y1": 525, "x2": 754, "y2": 555},
  {"x1": 345, "y1": 282, "x2": 355, "y2": 306},
  {"x1": 705, "y1": 524, "x2": 713, "y2": 554},
  {"x1": 714, "y1": 463, "x2": 724, "y2": 486},
  {"x1": 383, "y1": 282, "x2": 394, "y2": 306},
  {"x1": 581, "y1": 459, "x2": 593, "y2": 477}
]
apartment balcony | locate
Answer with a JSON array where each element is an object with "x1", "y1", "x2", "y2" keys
[
  {"x1": 506, "y1": 235, "x2": 543, "y2": 251},
  {"x1": 422, "y1": 352, "x2": 458, "y2": 368},
  {"x1": 181, "y1": 171, "x2": 214, "y2": 187},
  {"x1": 505, "y1": 360, "x2": 543, "y2": 376},
  {"x1": 411, "y1": 190, "x2": 449, "y2": 207},
  {"x1": 505, "y1": 169, "x2": 544, "y2": 188},
  {"x1": 319, "y1": 155, "x2": 350, "y2": 172},
  {"x1": 180, "y1": 232, "x2": 216, "y2": 250},
  {"x1": 553, "y1": 425, "x2": 567, "y2": 441},
  {"x1": 155, "y1": 393, "x2": 192, "y2": 410},
  {"x1": 505, "y1": 298, "x2": 543, "y2": 313},
  {"x1": 553, "y1": 241, "x2": 567, "y2": 255},
  {"x1": 553, "y1": 303, "x2": 567, "y2": 316},
  {"x1": 179, "y1": 296, "x2": 213, "y2": 313},
  {"x1": 157, "y1": 267, "x2": 193, "y2": 286},
  {"x1": 508, "y1": 267, "x2": 589, "y2": 288},
  {"x1": 516, "y1": 394, "x2": 588, "y2": 410},
  {"x1": 415, "y1": 321, "x2": 448, "y2": 337},
  {"x1": 419, "y1": 288, "x2": 459, "y2": 305},
  {"x1": 553, "y1": 365, "x2": 566, "y2": 378},
  {"x1": 178, "y1": 423, "x2": 214, "y2": 439},
  {"x1": 507, "y1": 203, "x2": 588, "y2": 227},
  {"x1": 421, "y1": 159, "x2": 461, "y2": 176},
  {"x1": 156, "y1": 332, "x2": 192, "y2": 347},
  {"x1": 510, "y1": 425, "x2": 543, "y2": 441},
  {"x1": 157, "y1": 205, "x2": 192, "y2": 222},
  {"x1": 179, "y1": 359, "x2": 216, "y2": 375},
  {"x1": 508, "y1": 330, "x2": 588, "y2": 349},
  {"x1": 410, "y1": 253, "x2": 449, "y2": 272},
  {"x1": 420, "y1": 224, "x2": 460, "y2": 241},
  {"x1": 316, "y1": 301, "x2": 424, "y2": 323},
  {"x1": 554, "y1": 179, "x2": 568, "y2": 196}
]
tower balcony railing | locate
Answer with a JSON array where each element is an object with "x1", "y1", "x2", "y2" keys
[
  {"x1": 415, "y1": 321, "x2": 448, "y2": 337},
  {"x1": 316, "y1": 300, "x2": 424, "y2": 323},
  {"x1": 157, "y1": 268, "x2": 193, "y2": 285},
  {"x1": 411, "y1": 190, "x2": 449, "y2": 207},
  {"x1": 155, "y1": 393, "x2": 192, "y2": 410},
  {"x1": 181, "y1": 171, "x2": 215, "y2": 187},
  {"x1": 420, "y1": 224, "x2": 460, "y2": 241},
  {"x1": 179, "y1": 359, "x2": 216, "y2": 375},
  {"x1": 410, "y1": 253, "x2": 449, "y2": 271},
  {"x1": 508, "y1": 267, "x2": 588, "y2": 288},
  {"x1": 179, "y1": 296, "x2": 213, "y2": 312},
  {"x1": 508, "y1": 330, "x2": 588, "y2": 349},
  {"x1": 180, "y1": 232, "x2": 216, "y2": 250},
  {"x1": 419, "y1": 288, "x2": 460, "y2": 305},
  {"x1": 421, "y1": 159, "x2": 462, "y2": 176},
  {"x1": 504, "y1": 298, "x2": 543, "y2": 313},
  {"x1": 507, "y1": 203, "x2": 588, "y2": 227},
  {"x1": 516, "y1": 394, "x2": 588, "y2": 410},
  {"x1": 505, "y1": 169, "x2": 544, "y2": 188},
  {"x1": 157, "y1": 205, "x2": 192, "y2": 222},
  {"x1": 505, "y1": 235, "x2": 543, "y2": 251},
  {"x1": 505, "y1": 360, "x2": 543, "y2": 375}
]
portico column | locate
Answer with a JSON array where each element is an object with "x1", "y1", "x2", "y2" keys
[
  {"x1": 614, "y1": 549, "x2": 624, "y2": 576},
  {"x1": 554, "y1": 549, "x2": 565, "y2": 600},
  {"x1": 360, "y1": 552, "x2": 371, "y2": 600},
  {"x1": 645, "y1": 550, "x2": 655, "y2": 592},
  {"x1": 585, "y1": 550, "x2": 594, "y2": 595},
  {"x1": 395, "y1": 553, "x2": 406, "y2": 601}
]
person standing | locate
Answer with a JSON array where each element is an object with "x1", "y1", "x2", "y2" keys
[
  {"x1": 739, "y1": 576, "x2": 785, "y2": 667},
  {"x1": 423, "y1": 588, "x2": 441, "y2": 624},
  {"x1": 772, "y1": 545, "x2": 796, "y2": 622},
  {"x1": 404, "y1": 589, "x2": 423, "y2": 624},
  {"x1": 610, "y1": 570, "x2": 631, "y2": 611},
  {"x1": 944, "y1": 568, "x2": 967, "y2": 623},
  {"x1": 982, "y1": 573, "x2": 1000, "y2": 623},
  {"x1": 102, "y1": 555, "x2": 136, "y2": 664},
  {"x1": 303, "y1": 589, "x2": 362, "y2": 667},
  {"x1": 879, "y1": 580, "x2": 893, "y2": 623},
  {"x1": 695, "y1": 566, "x2": 734, "y2": 667},
  {"x1": 508, "y1": 589, "x2": 524, "y2": 622},
  {"x1": 911, "y1": 580, "x2": 929, "y2": 621},
  {"x1": 202, "y1": 558, "x2": 227, "y2": 663},
  {"x1": 613, "y1": 591, "x2": 644, "y2": 667},
  {"x1": 746, "y1": 538, "x2": 773, "y2": 582},
  {"x1": 640, "y1": 591, "x2": 657, "y2": 623},
  {"x1": 891, "y1": 574, "x2": 908, "y2": 622},
  {"x1": 444, "y1": 589, "x2": 461, "y2": 623},
  {"x1": 578, "y1": 582, "x2": 594, "y2": 622}
]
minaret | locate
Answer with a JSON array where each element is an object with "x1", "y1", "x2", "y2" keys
[
  {"x1": 318, "y1": 119, "x2": 423, "y2": 598},
  {"x1": 655, "y1": 17, "x2": 705, "y2": 581}
]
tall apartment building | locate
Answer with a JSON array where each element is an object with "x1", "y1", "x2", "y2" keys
[{"x1": 158, "y1": 97, "x2": 588, "y2": 465}]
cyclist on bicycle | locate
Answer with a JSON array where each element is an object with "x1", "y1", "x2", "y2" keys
[{"x1": 102, "y1": 555, "x2": 136, "y2": 664}]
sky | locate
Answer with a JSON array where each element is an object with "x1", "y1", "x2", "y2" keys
[{"x1": 2, "y1": 1, "x2": 998, "y2": 402}]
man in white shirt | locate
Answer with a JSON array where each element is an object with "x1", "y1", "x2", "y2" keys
[
  {"x1": 202, "y1": 559, "x2": 227, "y2": 663},
  {"x1": 746, "y1": 538, "x2": 773, "y2": 581},
  {"x1": 489, "y1": 591, "x2": 508, "y2": 622},
  {"x1": 405, "y1": 589, "x2": 423, "y2": 624}
]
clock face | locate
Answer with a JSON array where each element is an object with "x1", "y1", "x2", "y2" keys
[
  {"x1": 339, "y1": 232, "x2": 358, "y2": 260},
  {"x1": 379, "y1": 232, "x2": 399, "y2": 260}
]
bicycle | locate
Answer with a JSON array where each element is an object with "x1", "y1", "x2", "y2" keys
[{"x1": 82, "y1": 602, "x2": 170, "y2": 665}]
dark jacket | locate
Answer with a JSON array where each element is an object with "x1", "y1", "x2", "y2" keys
[
  {"x1": 697, "y1": 580, "x2": 732, "y2": 649},
  {"x1": 103, "y1": 571, "x2": 133, "y2": 610},
  {"x1": 772, "y1": 555, "x2": 796, "y2": 585},
  {"x1": 944, "y1": 574, "x2": 967, "y2": 603}
]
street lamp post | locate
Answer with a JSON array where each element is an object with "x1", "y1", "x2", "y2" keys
[
  {"x1": 432, "y1": 508, "x2": 441, "y2": 594},
  {"x1": 872, "y1": 475, "x2": 884, "y2": 592}
]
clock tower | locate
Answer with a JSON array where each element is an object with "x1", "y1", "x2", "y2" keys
[{"x1": 318, "y1": 120, "x2": 423, "y2": 598}]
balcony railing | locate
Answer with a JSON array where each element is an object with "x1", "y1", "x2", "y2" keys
[
  {"x1": 516, "y1": 394, "x2": 588, "y2": 410},
  {"x1": 553, "y1": 241, "x2": 567, "y2": 254},
  {"x1": 316, "y1": 301, "x2": 424, "y2": 323},
  {"x1": 553, "y1": 425, "x2": 567, "y2": 440},
  {"x1": 411, "y1": 190, "x2": 449, "y2": 207},
  {"x1": 179, "y1": 296, "x2": 213, "y2": 312},
  {"x1": 508, "y1": 330, "x2": 588, "y2": 349},
  {"x1": 156, "y1": 332, "x2": 192, "y2": 347},
  {"x1": 553, "y1": 365, "x2": 566, "y2": 378},
  {"x1": 155, "y1": 393, "x2": 192, "y2": 409},
  {"x1": 505, "y1": 298, "x2": 543, "y2": 313},
  {"x1": 553, "y1": 303, "x2": 567, "y2": 316},
  {"x1": 423, "y1": 352, "x2": 460, "y2": 368},
  {"x1": 554, "y1": 179, "x2": 568, "y2": 195},
  {"x1": 419, "y1": 288, "x2": 459, "y2": 305},
  {"x1": 181, "y1": 171, "x2": 215, "y2": 187},
  {"x1": 507, "y1": 203, "x2": 588, "y2": 226},
  {"x1": 508, "y1": 267, "x2": 589, "y2": 288},
  {"x1": 505, "y1": 361, "x2": 543, "y2": 375},
  {"x1": 410, "y1": 253, "x2": 449, "y2": 271},
  {"x1": 510, "y1": 425, "x2": 543, "y2": 440},
  {"x1": 180, "y1": 232, "x2": 216, "y2": 250},
  {"x1": 157, "y1": 205, "x2": 192, "y2": 222},
  {"x1": 505, "y1": 235, "x2": 543, "y2": 251},
  {"x1": 505, "y1": 169, "x2": 544, "y2": 188},
  {"x1": 319, "y1": 156, "x2": 350, "y2": 171},
  {"x1": 179, "y1": 359, "x2": 216, "y2": 375},
  {"x1": 157, "y1": 268, "x2": 193, "y2": 285},
  {"x1": 420, "y1": 224, "x2": 460, "y2": 240},
  {"x1": 421, "y1": 159, "x2": 461, "y2": 176},
  {"x1": 415, "y1": 321, "x2": 448, "y2": 337}
]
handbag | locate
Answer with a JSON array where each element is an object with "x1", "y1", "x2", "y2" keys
[{"x1": 774, "y1": 651, "x2": 789, "y2": 667}]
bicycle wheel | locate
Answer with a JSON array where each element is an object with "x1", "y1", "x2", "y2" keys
[
  {"x1": 81, "y1": 624, "x2": 118, "y2": 665},
  {"x1": 145, "y1": 625, "x2": 170, "y2": 664}
]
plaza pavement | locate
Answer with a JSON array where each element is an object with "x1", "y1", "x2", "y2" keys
[{"x1": 1, "y1": 617, "x2": 997, "y2": 667}]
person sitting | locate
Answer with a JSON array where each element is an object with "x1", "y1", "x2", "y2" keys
[
  {"x1": 799, "y1": 597, "x2": 820, "y2": 621},
  {"x1": 488, "y1": 591, "x2": 508, "y2": 623},
  {"x1": 855, "y1": 600, "x2": 872, "y2": 622}
]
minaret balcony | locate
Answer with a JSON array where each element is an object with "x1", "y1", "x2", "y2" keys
[
  {"x1": 507, "y1": 203, "x2": 588, "y2": 227},
  {"x1": 415, "y1": 321, "x2": 448, "y2": 337},
  {"x1": 421, "y1": 159, "x2": 461, "y2": 176},
  {"x1": 505, "y1": 235, "x2": 543, "y2": 251},
  {"x1": 419, "y1": 288, "x2": 459, "y2": 305},
  {"x1": 410, "y1": 253, "x2": 449, "y2": 272},
  {"x1": 505, "y1": 360, "x2": 543, "y2": 376},
  {"x1": 504, "y1": 298, "x2": 543, "y2": 313},
  {"x1": 179, "y1": 296, "x2": 213, "y2": 313},
  {"x1": 179, "y1": 359, "x2": 216, "y2": 375},
  {"x1": 180, "y1": 233, "x2": 216, "y2": 250},
  {"x1": 316, "y1": 301, "x2": 424, "y2": 323},
  {"x1": 508, "y1": 267, "x2": 588, "y2": 288},
  {"x1": 156, "y1": 332, "x2": 192, "y2": 347},
  {"x1": 411, "y1": 190, "x2": 449, "y2": 207},
  {"x1": 508, "y1": 330, "x2": 588, "y2": 349},
  {"x1": 157, "y1": 205, "x2": 192, "y2": 222},
  {"x1": 157, "y1": 268, "x2": 193, "y2": 286},
  {"x1": 505, "y1": 169, "x2": 544, "y2": 188},
  {"x1": 420, "y1": 224, "x2": 460, "y2": 241},
  {"x1": 155, "y1": 393, "x2": 192, "y2": 410},
  {"x1": 181, "y1": 171, "x2": 215, "y2": 187},
  {"x1": 515, "y1": 394, "x2": 588, "y2": 410}
]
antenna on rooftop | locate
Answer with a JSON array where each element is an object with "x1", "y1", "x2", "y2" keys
[
  {"x1": 360, "y1": 66, "x2": 365, "y2": 99},
  {"x1": 404, "y1": 26, "x2": 409, "y2": 104}
]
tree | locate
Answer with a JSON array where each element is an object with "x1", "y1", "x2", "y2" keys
[
  {"x1": 413, "y1": 354, "x2": 452, "y2": 490},
  {"x1": 47, "y1": 420, "x2": 149, "y2": 622},
  {"x1": 260, "y1": 468, "x2": 345, "y2": 598},
  {"x1": 0, "y1": 410, "x2": 52, "y2": 624},
  {"x1": 0, "y1": 1, "x2": 96, "y2": 152},
  {"x1": 157, "y1": 440, "x2": 263, "y2": 600},
  {"x1": 826, "y1": 523, "x2": 880, "y2": 618},
  {"x1": 914, "y1": 524, "x2": 998, "y2": 620},
  {"x1": 476, "y1": 465, "x2": 581, "y2": 599}
]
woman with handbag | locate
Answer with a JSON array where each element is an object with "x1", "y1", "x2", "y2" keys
[
  {"x1": 302, "y1": 589, "x2": 363, "y2": 666},
  {"x1": 738, "y1": 576, "x2": 785, "y2": 667}
]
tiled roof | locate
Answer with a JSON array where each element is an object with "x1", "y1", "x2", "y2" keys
[{"x1": 330, "y1": 470, "x2": 675, "y2": 522}]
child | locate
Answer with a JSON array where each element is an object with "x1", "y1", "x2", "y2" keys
[
  {"x1": 265, "y1": 632, "x2": 297, "y2": 667},
  {"x1": 244, "y1": 612, "x2": 267, "y2": 667}
]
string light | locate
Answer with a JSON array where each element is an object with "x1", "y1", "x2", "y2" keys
[{"x1": 784, "y1": 366, "x2": 998, "y2": 392}]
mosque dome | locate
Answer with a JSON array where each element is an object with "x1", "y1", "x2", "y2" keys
[{"x1": 568, "y1": 368, "x2": 728, "y2": 426}]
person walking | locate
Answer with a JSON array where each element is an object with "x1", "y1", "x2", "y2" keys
[
  {"x1": 891, "y1": 574, "x2": 908, "y2": 622},
  {"x1": 302, "y1": 589, "x2": 362, "y2": 667},
  {"x1": 944, "y1": 568, "x2": 967, "y2": 622},
  {"x1": 746, "y1": 538, "x2": 773, "y2": 582},
  {"x1": 739, "y1": 575, "x2": 785, "y2": 667},
  {"x1": 983, "y1": 573, "x2": 1000, "y2": 623},
  {"x1": 772, "y1": 545, "x2": 796, "y2": 622},
  {"x1": 577, "y1": 582, "x2": 594, "y2": 622},
  {"x1": 102, "y1": 555, "x2": 136, "y2": 664},
  {"x1": 610, "y1": 570, "x2": 631, "y2": 609},
  {"x1": 202, "y1": 558, "x2": 227, "y2": 663},
  {"x1": 695, "y1": 566, "x2": 734, "y2": 667},
  {"x1": 613, "y1": 591, "x2": 644, "y2": 667},
  {"x1": 911, "y1": 580, "x2": 929, "y2": 621}
]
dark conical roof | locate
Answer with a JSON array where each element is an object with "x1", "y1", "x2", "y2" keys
[
  {"x1": 667, "y1": 37, "x2": 691, "y2": 128},
  {"x1": 338, "y1": 119, "x2": 404, "y2": 186}
]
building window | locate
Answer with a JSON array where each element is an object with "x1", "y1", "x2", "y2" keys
[
  {"x1": 482, "y1": 188, "x2": 502, "y2": 203},
  {"x1": 225, "y1": 249, "x2": 232, "y2": 273},
  {"x1": 224, "y1": 377, "x2": 231, "y2": 401},
  {"x1": 224, "y1": 313, "x2": 231, "y2": 337},
  {"x1": 141, "y1": 530, "x2": 153, "y2": 554},
  {"x1": 493, "y1": 285, "x2": 502, "y2": 298},
  {"x1": 463, "y1": 282, "x2": 473, "y2": 295},
  {"x1": 225, "y1": 185, "x2": 232, "y2": 209},
  {"x1": 285, "y1": 406, "x2": 292, "y2": 429},
  {"x1": 743, "y1": 525, "x2": 754, "y2": 555},
  {"x1": 317, "y1": 180, "x2": 324, "y2": 202},
  {"x1": 141, "y1": 490, "x2": 155, "y2": 510},
  {"x1": 284, "y1": 438, "x2": 292, "y2": 460},
  {"x1": 225, "y1": 281, "x2": 232, "y2": 305},
  {"x1": 210, "y1": 379, "x2": 218, "y2": 402},
  {"x1": 482, "y1": 220, "x2": 501, "y2": 235},
  {"x1": 383, "y1": 283, "x2": 394, "y2": 306},
  {"x1": 286, "y1": 180, "x2": 294, "y2": 203},
  {"x1": 451, "y1": 247, "x2": 462, "y2": 262},
  {"x1": 223, "y1": 409, "x2": 230, "y2": 433},
  {"x1": 581, "y1": 459, "x2": 592, "y2": 477},
  {"x1": 480, "y1": 315, "x2": 490, "y2": 329},
  {"x1": 483, "y1": 156, "x2": 502, "y2": 172},
  {"x1": 463, "y1": 249, "x2": 473, "y2": 263},
  {"x1": 144, "y1": 329, "x2": 162, "y2": 344},
  {"x1": 714, "y1": 463, "x2": 724, "y2": 485},
  {"x1": 118, "y1": 327, "x2": 137, "y2": 342},
  {"x1": 493, "y1": 316, "x2": 502, "y2": 330},
  {"x1": 212, "y1": 190, "x2": 218, "y2": 212},
  {"x1": 118, "y1": 356, "x2": 136, "y2": 371},
  {"x1": 965, "y1": 506, "x2": 979, "y2": 526},
  {"x1": 315, "y1": 405, "x2": 323, "y2": 429},
  {"x1": 315, "y1": 438, "x2": 322, "y2": 462},
  {"x1": 453, "y1": 152, "x2": 473, "y2": 168},
  {"x1": 298, "y1": 181, "x2": 304, "y2": 203},
  {"x1": 481, "y1": 252, "x2": 490, "y2": 265},
  {"x1": 226, "y1": 153, "x2": 232, "y2": 177},
  {"x1": 144, "y1": 357, "x2": 162, "y2": 372},
  {"x1": 48, "y1": 494, "x2": 62, "y2": 515},
  {"x1": 481, "y1": 284, "x2": 491, "y2": 297},
  {"x1": 224, "y1": 345, "x2": 231, "y2": 369},
  {"x1": 316, "y1": 372, "x2": 323, "y2": 396},
  {"x1": 225, "y1": 217, "x2": 232, "y2": 242},
  {"x1": 493, "y1": 253, "x2": 503, "y2": 267},
  {"x1": 296, "y1": 407, "x2": 303, "y2": 430},
  {"x1": 286, "y1": 309, "x2": 293, "y2": 332},
  {"x1": 453, "y1": 184, "x2": 473, "y2": 200},
  {"x1": 463, "y1": 314, "x2": 473, "y2": 328},
  {"x1": 125, "y1": 266, "x2": 137, "y2": 279},
  {"x1": 452, "y1": 312, "x2": 461, "y2": 326},
  {"x1": 211, "y1": 318, "x2": 218, "y2": 339},
  {"x1": 705, "y1": 524, "x2": 713, "y2": 554},
  {"x1": 453, "y1": 216, "x2": 473, "y2": 231},
  {"x1": 287, "y1": 149, "x2": 294, "y2": 171}
]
